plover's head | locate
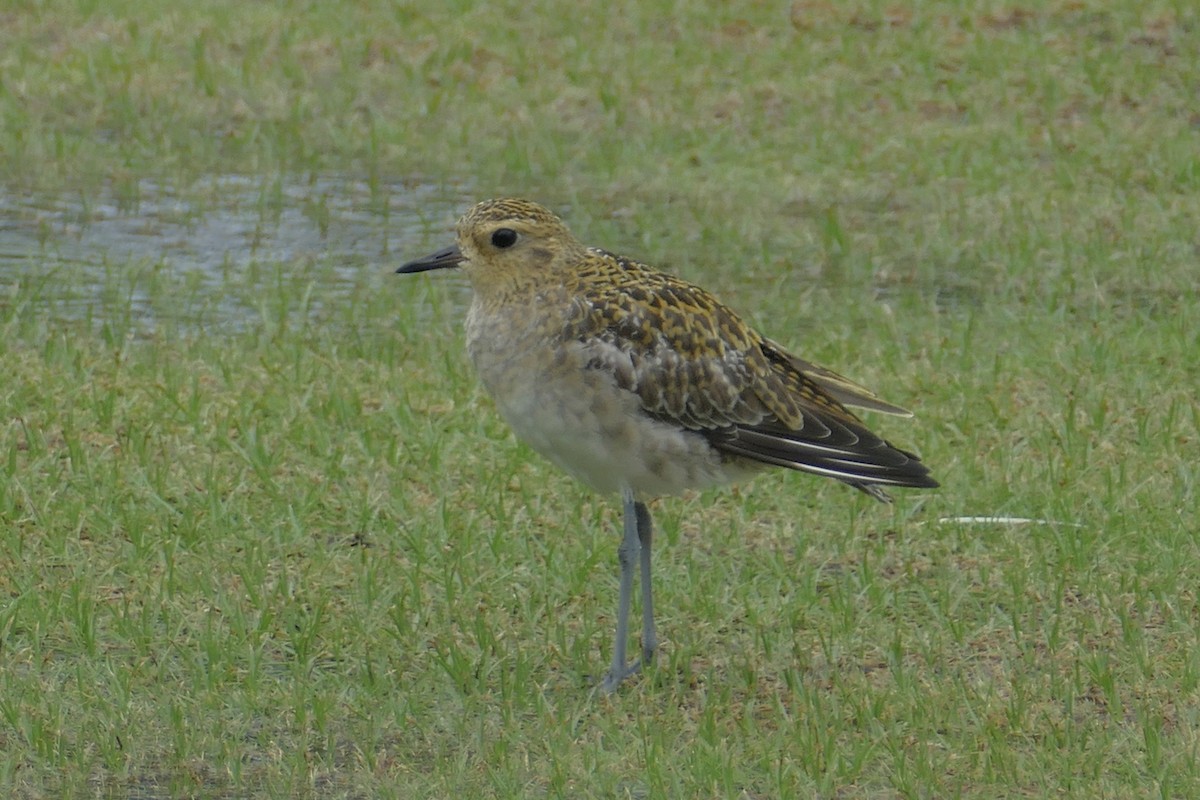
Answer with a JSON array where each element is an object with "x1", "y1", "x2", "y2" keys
[{"x1": 398, "y1": 198, "x2": 585, "y2": 295}]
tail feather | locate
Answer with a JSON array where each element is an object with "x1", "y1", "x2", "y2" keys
[{"x1": 707, "y1": 418, "x2": 938, "y2": 502}]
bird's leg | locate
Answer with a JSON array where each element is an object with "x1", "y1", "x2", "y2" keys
[
  {"x1": 601, "y1": 488, "x2": 643, "y2": 693},
  {"x1": 635, "y1": 500, "x2": 657, "y2": 666}
]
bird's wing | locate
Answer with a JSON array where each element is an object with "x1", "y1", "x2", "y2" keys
[
  {"x1": 561, "y1": 254, "x2": 936, "y2": 495},
  {"x1": 772, "y1": 345, "x2": 913, "y2": 417}
]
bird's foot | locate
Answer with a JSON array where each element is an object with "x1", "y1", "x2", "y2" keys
[
  {"x1": 600, "y1": 658, "x2": 643, "y2": 694},
  {"x1": 599, "y1": 645, "x2": 656, "y2": 694}
]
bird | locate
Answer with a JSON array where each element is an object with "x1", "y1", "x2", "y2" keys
[{"x1": 397, "y1": 198, "x2": 938, "y2": 693}]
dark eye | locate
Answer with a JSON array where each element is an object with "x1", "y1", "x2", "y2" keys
[{"x1": 490, "y1": 228, "x2": 518, "y2": 249}]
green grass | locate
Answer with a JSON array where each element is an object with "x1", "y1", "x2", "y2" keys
[{"x1": 2, "y1": 0, "x2": 1199, "y2": 797}]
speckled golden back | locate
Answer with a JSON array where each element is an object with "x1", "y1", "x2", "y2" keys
[{"x1": 555, "y1": 248, "x2": 857, "y2": 432}]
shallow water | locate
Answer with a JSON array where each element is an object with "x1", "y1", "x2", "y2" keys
[{"x1": 0, "y1": 174, "x2": 468, "y2": 332}]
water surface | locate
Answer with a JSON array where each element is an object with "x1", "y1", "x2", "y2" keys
[{"x1": 0, "y1": 175, "x2": 468, "y2": 333}]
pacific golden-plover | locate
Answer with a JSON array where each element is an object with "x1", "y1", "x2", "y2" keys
[{"x1": 398, "y1": 198, "x2": 938, "y2": 692}]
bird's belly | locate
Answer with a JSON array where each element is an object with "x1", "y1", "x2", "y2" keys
[{"x1": 472, "y1": 345, "x2": 747, "y2": 497}]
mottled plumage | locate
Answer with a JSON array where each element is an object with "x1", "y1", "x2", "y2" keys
[{"x1": 398, "y1": 198, "x2": 938, "y2": 692}]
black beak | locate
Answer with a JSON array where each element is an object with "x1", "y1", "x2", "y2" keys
[{"x1": 396, "y1": 245, "x2": 464, "y2": 274}]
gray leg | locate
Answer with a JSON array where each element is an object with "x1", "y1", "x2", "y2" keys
[
  {"x1": 601, "y1": 488, "x2": 644, "y2": 693},
  {"x1": 635, "y1": 500, "x2": 657, "y2": 665}
]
